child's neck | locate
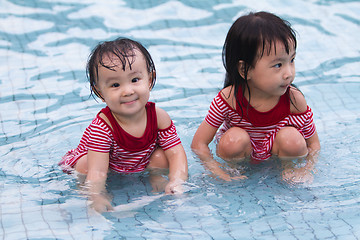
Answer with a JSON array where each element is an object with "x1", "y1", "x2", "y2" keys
[
  {"x1": 111, "y1": 109, "x2": 147, "y2": 138},
  {"x1": 244, "y1": 87, "x2": 281, "y2": 113}
]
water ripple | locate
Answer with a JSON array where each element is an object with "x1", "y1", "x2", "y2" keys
[{"x1": 0, "y1": 0, "x2": 360, "y2": 239}]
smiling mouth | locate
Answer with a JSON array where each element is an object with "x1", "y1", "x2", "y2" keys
[{"x1": 121, "y1": 99, "x2": 138, "y2": 104}]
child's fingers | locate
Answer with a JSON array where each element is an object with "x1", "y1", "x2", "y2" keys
[
  {"x1": 231, "y1": 175, "x2": 247, "y2": 180},
  {"x1": 165, "y1": 181, "x2": 184, "y2": 194},
  {"x1": 210, "y1": 172, "x2": 247, "y2": 182},
  {"x1": 90, "y1": 194, "x2": 113, "y2": 213}
]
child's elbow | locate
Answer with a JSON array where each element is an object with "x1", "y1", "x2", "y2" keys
[
  {"x1": 191, "y1": 140, "x2": 200, "y2": 153},
  {"x1": 191, "y1": 139, "x2": 207, "y2": 156},
  {"x1": 190, "y1": 141, "x2": 195, "y2": 150}
]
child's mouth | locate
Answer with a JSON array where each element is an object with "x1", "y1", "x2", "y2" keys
[{"x1": 122, "y1": 99, "x2": 138, "y2": 105}]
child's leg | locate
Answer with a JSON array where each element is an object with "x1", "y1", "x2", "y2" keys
[
  {"x1": 276, "y1": 131, "x2": 308, "y2": 170},
  {"x1": 216, "y1": 127, "x2": 252, "y2": 162},
  {"x1": 147, "y1": 148, "x2": 169, "y2": 169},
  {"x1": 272, "y1": 127, "x2": 314, "y2": 184},
  {"x1": 272, "y1": 126, "x2": 308, "y2": 159},
  {"x1": 147, "y1": 148, "x2": 169, "y2": 192}
]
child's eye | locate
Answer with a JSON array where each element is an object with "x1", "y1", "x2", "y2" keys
[
  {"x1": 111, "y1": 83, "x2": 120, "y2": 88},
  {"x1": 132, "y1": 78, "x2": 139, "y2": 83},
  {"x1": 274, "y1": 63, "x2": 282, "y2": 68},
  {"x1": 291, "y1": 57, "x2": 295, "y2": 63}
]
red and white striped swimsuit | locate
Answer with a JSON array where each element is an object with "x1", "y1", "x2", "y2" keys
[
  {"x1": 205, "y1": 87, "x2": 316, "y2": 161},
  {"x1": 59, "y1": 102, "x2": 181, "y2": 173}
]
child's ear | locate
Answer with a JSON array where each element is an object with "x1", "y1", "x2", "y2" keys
[
  {"x1": 149, "y1": 70, "x2": 156, "y2": 89},
  {"x1": 152, "y1": 70, "x2": 156, "y2": 82},
  {"x1": 237, "y1": 60, "x2": 247, "y2": 79},
  {"x1": 92, "y1": 86, "x2": 105, "y2": 101}
]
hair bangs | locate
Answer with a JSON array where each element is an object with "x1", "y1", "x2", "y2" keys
[
  {"x1": 254, "y1": 13, "x2": 297, "y2": 61},
  {"x1": 87, "y1": 37, "x2": 157, "y2": 100}
]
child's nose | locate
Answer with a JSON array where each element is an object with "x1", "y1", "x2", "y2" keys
[
  {"x1": 121, "y1": 84, "x2": 134, "y2": 96},
  {"x1": 283, "y1": 64, "x2": 294, "y2": 79}
]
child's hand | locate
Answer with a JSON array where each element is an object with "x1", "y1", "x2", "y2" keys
[
  {"x1": 165, "y1": 179, "x2": 184, "y2": 195},
  {"x1": 211, "y1": 172, "x2": 247, "y2": 182},
  {"x1": 282, "y1": 168, "x2": 314, "y2": 185},
  {"x1": 90, "y1": 194, "x2": 114, "y2": 213},
  {"x1": 149, "y1": 174, "x2": 168, "y2": 193}
]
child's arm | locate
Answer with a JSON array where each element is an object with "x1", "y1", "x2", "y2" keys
[
  {"x1": 163, "y1": 144, "x2": 188, "y2": 194},
  {"x1": 191, "y1": 121, "x2": 217, "y2": 160},
  {"x1": 301, "y1": 131, "x2": 321, "y2": 172},
  {"x1": 85, "y1": 150, "x2": 113, "y2": 212},
  {"x1": 306, "y1": 132, "x2": 320, "y2": 154},
  {"x1": 156, "y1": 108, "x2": 188, "y2": 194},
  {"x1": 282, "y1": 134, "x2": 320, "y2": 184},
  {"x1": 283, "y1": 88, "x2": 321, "y2": 183},
  {"x1": 191, "y1": 121, "x2": 241, "y2": 181},
  {"x1": 290, "y1": 86, "x2": 321, "y2": 158}
]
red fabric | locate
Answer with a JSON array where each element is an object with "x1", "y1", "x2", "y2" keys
[
  {"x1": 204, "y1": 87, "x2": 316, "y2": 161},
  {"x1": 59, "y1": 101, "x2": 182, "y2": 173},
  {"x1": 100, "y1": 102, "x2": 157, "y2": 152},
  {"x1": 236, "y1": 87, "x2": 290, "y2": 127}
]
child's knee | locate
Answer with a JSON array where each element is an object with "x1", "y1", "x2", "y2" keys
[
  {"x1": 148, "y1": 148, "x2": 169, "y2": 169},
  {"x1": 273, "y1": 127, "x2": 307, "y2": 157},
  {"x1": 217, "y1": 127, "x2": 251, "y2": 160}
]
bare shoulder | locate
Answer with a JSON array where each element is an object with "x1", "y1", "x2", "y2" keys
[
  {"x1": 156, "y1": 106, "x2": 172, "y2": 129},
  {"x1": 220, "y1": 85, "x2": 236, "y2": 109},
  {"x1": 289, "y1": 86, "x2": 308, "y2": 113},
  {"x1": 98, "y1": 112, "x2": 113, "y2": 130}
]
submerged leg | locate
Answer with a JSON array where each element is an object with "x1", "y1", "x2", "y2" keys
[
  {"x1": 272, "y1": 127, "x2": 314, "y2": 184},
  {"x1": 147, "y1": 148, "x2": 169, "y2": 192}
]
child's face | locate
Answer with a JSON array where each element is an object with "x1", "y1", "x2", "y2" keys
[
  {"x1": 246, "y1": 40, "x2": 296, "y2": 98},
  {"x1": 95, "y1": 49, "x2": 152, "y2": 119}
]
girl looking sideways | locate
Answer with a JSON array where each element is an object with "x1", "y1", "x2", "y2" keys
[{"x1": 191, "y1": 12, "x2": 320, "y2": 183}]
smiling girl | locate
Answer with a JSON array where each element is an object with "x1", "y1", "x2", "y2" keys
[{"x1": 60, "y1": 38, "x2": 188, "y2": 212}]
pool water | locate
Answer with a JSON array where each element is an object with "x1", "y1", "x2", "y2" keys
[{"x1": 1, "y1": 0, "x2": 360, "y2": 239}]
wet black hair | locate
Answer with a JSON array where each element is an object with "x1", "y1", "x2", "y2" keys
[
  {"x1": 86, "y1": 37, "x2": 156, "y2": 100},
  {"x1": 222, "y1": 11, "x2": 298, "y2": 110}
]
